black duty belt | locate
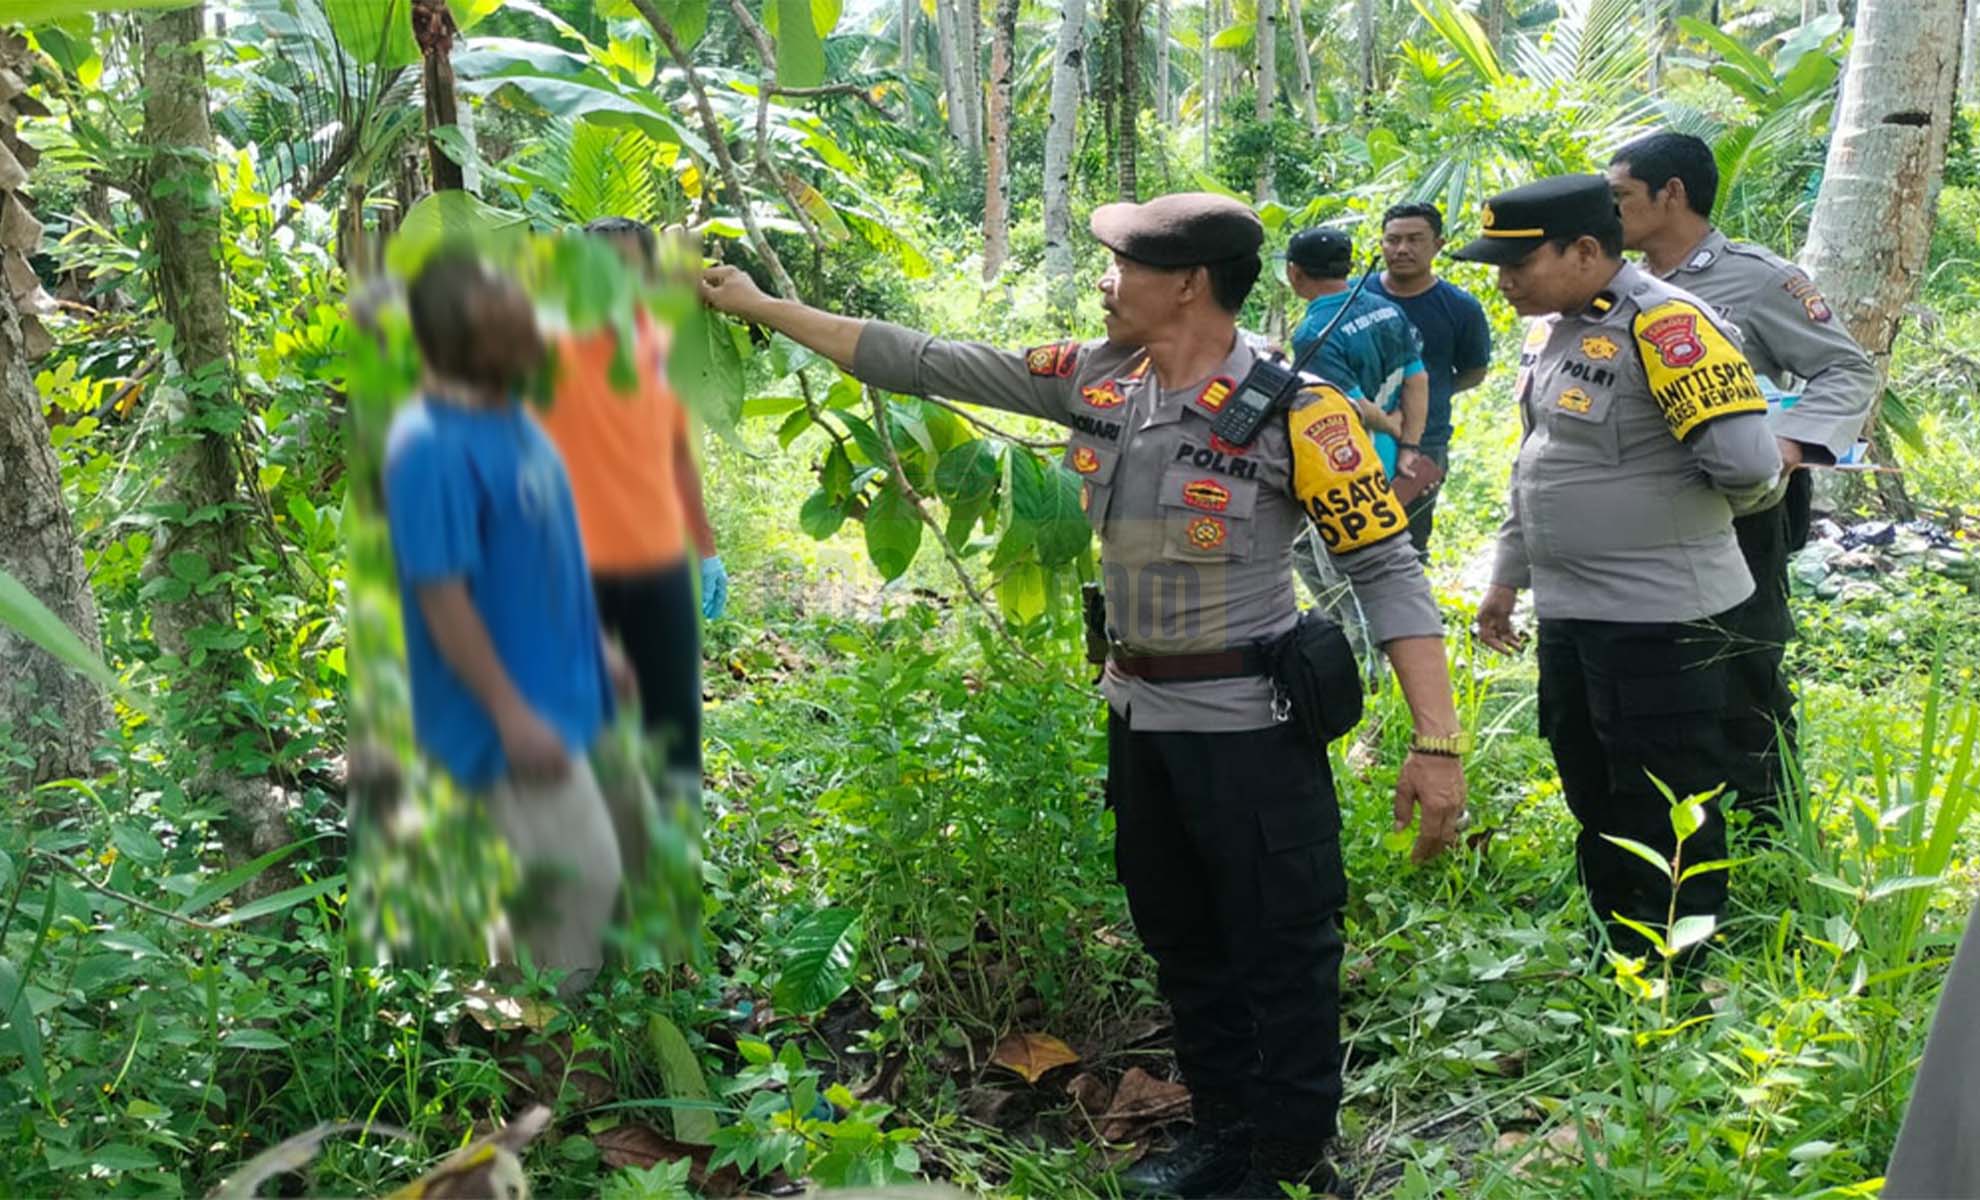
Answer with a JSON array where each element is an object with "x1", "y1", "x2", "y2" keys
[{"x1": 1108, "y1": 643, "x2": 1274, "y2": 682}]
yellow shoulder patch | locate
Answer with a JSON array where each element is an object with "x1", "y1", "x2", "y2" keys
[
  {"x1": 1287, "y1": 385, "x2": 1408, "y2": 554},
  {"x1": 1632, "y1": 299, "x2": 1767, "y2": 441}
]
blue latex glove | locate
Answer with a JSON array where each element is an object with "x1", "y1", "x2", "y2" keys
[{"x1": 700, "y1": 555, "x2": 728, "y2": 621}]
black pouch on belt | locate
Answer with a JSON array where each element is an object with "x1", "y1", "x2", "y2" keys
[
  {"x1": 1081, "y1": 583, "x2": 1108, "y2": 670},
  {"x1": 1269, "y1": 609, "x2": 1364, "y2": 745}
]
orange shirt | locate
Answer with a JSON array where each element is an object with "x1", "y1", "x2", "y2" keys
[{"x1": 538, "y1": 312, "x2": 692, "y2": 572}]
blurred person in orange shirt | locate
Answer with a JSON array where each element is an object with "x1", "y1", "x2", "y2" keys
[{"x1": 537, "y1": 218, "x2": 722, "y2": 789}]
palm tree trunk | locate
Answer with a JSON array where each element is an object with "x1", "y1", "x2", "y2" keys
[
  {"x1": 1117, "y1": 0, "x2": 1142, "y2": 200},
  {"x1": 140, "y1": 5, "x2": 293, "y2": 888},
  {"x1": 936, "y1": 0, "x2": 969, "y2": 145},
  {"x1": 1255, "y1": 0, "x2": 1277, "y2": 197},
  {"x1": 1287, "y1": 0, "x2": 1318, "y2": 126},
  {"x1": 1044, "y1": 0, "x2": 1088, "y2": 310},
  {"x1": 1157, "y1": 0, "x2": 1171, "y2": 123},
  {"x1": 1357, "y1": 0, "x2": 1375, "y2": 108},
  {"x1": 414, "y1": 0, "x2": 464, "y2": 191},
  {"x1": 1962, "y1": 0, "x2": 1980, "y2": 101},
  {"x1": 1801, "y1": 0, "x2": 1962, "y2": 431},
  {"x1": 901, "y1": 0, "x2": 915, "y2": 72},
  {"x1": 983, "y1": 0, "x2": 1018, "y2": 278},
  {"x1": 960, "y1": 0, "x2": 984, "y2": 153},
  {"x1": 1201, "y1": 0, "x2": 1216, "y2": 168},
  {"x1": 0, "y1": 33, "x2": 104, "y2": 785}
]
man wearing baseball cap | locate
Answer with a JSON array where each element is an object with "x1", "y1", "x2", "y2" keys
[
  {"x1": 700, "y1": 192, "x2": 1468, "y2": 1197},
  {"x1": 1459, "y1": 175, "x2": 1782, "y2": 957}
]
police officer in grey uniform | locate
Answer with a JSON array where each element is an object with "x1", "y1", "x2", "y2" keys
[
  {"x1": 1464, "y1": 176, "x2": 1784, "y2": 952},
  {"x1": 1607, "y1": 132, "x2": 1876, "y2": 825},
  {"x1": 698, "y1": 193, "x2": 1468, "y2": 1198}
]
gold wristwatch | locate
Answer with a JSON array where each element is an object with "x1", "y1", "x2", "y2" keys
[{"x1": 1411, "y1": 731, "x2": 1472, "y2": 758}]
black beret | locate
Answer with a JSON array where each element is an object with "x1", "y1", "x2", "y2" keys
[
  {"x1": 1089, "y1": 192, "x2": 1265, "y2": 268},
  {"x1": 1449, "y1": 174, "x2": 1622, "y2": 265}
]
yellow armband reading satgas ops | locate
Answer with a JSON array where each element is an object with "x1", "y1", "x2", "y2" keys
[
  {"x1": 1288, "y1": 385, "x2": 1408, "y2": 553},
  {"x1": 1632, "y1": 299, "x2": 1768, "y2": 441}
]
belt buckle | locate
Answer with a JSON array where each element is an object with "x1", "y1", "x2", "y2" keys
[{"x1": 1271, "y1": 681, "x2": 1292, "y2": 723}]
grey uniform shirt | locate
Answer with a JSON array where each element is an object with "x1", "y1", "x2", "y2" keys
[
  {"x1": 1492, "y1": 262, "x2": 1784, "y2": 623},
  {"x1": 1661, "y1": 229, "x2": 1877, "y2": 465},
  {"x1": 853, "y1": 321, "x2": 1442, "y2": 732}
]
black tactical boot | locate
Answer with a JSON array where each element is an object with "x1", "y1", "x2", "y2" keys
[
  {"x1": 1233, "y1": 1135, "x2": 1353, "y2": 1199},
  {"x1": 1118, "y1": 1113, "x2": 1252, "y2": 1198}
]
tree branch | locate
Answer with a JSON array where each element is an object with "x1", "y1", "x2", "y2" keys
[
  {"x1": 723, "y1": 0, "x2": 831, "y2": 258},
  {"x1": 632, "y1": 0, "x2": 798, "y2": 300},
  {"x1": 866, "y1": 386, "x2": 1040, "y2": 668},
  {"x1": 921, "y1": 395, "x2": 1066, "y2": 452},
  {"x1": 32, "y1": 850, "x2": 284, "y2": 941}
]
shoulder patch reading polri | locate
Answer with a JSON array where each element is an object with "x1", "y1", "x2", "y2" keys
[
  {"x1": 1632, "y1": 299, "x2": 1768, "y2": 441},
  {"x1": 1287, "y1": 389, "x2": 1407, "y2": 553},
  {"x1": 1025, "y1": 341, "x2": 1081, "y2": 378}
]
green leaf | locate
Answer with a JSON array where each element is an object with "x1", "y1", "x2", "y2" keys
[
  {"x1": 0, "y1": 565, "x2": 119, "y2": 695},
  {"x1": 933, "y1": 439, "x2": 1000, "y2": 506},
  {"x1": 383, "y1": 191, "x2": 530, "y2": 278},
  {"x1": 1208, "y1": 23, "x2": 1252, "y2": 50},
  {"x1": 668, "y1": 306, "x2": 744, "y2": 434},
  {"x1": 167, "y1": 551, "x2": 211, "y2": 585},
  {"x1": 175, "y1": 839, "x2": 312, "y2": 917},
  {"x1": 210, "y1": 875, "x2": 345, "y2": 928},
  {"x1": 645, "y1": 1015, "x2": 718, "y2": 1145},
  {"x1": 1668, "y1": 797, "x2": 1706, "y2": 842},
  {"x1": 90, "y1": 1143, "x2": 160, "y2": 1172},
  {"x1": 998, "y1": 561, "x2": 1048, "y2": 624},
  {"x1": 1610, "y1": 914, "x2": 1669, "y2": 956},
  {"x1": 446, "y1": 0, "x2": 506, "y2": 30},
  {"x1": 773, "y1": 907, "x2": 862, "y2": 1015},
  {"x1": 1008, "y1": 454, "x2": 1089, "y2": 568},
  {"x1": 325, "y1": 0, "x2": 419, "y2": 71},
  {"x1": 221, "y1": 1028, "x2": 291, "y2": 1051},
  {"x1": 772, "y1": 0, "x2": 826, "y2": 87},
  {"x1": 864, "y1": 483, "x2": 922, "y2": 581},
  {"x1": 799, "y1": 489, "x2": 848, "y2": 540},
  {"x1": 9, "y1": 0, "x2": 196, "y2": 25},
  {"x1": 1867, "y1": 874, "x2": 1945, "y2": 903},
  {"x1": 1599, "y1": 834, "x2": 1672, "y2": 879},
  {"x1": 653, "y1": 0, "x2": 709, "y2": 48},
  {"x1": 1677, "y1": 857, "x2": 1742, "y2": 884},
  {"x1": 809, "y1": 0, "x2": 840, "y2": 36},
  {"x1": 0, "y1": 957, "x2": 46, "y2": 1098},
  {"x1": 1668, "y1": 914, "x2": 1717, "y2": 955}
]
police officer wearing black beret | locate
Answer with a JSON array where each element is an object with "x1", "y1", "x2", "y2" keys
[
  {"x1": 701, "y1": 193, "x2": 1469, "y2": 1197},
  {"x1": 1462, "y1": 175, "x2": 1782, "y2": 954}
]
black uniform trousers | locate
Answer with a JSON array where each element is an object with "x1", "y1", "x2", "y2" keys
[
  {"x1": 1720, "y1": 470, "x2": 1813, "y2": 828},
  {"x1": 593, "y1": 562, "x2": 703, "y2": 776},
  {"x1": 1537, "y1": 615, "x2": 1757, "y2": 952},
  {"x1": 1107, "y1": 711, "x2": 1346, "y2": 1143}
]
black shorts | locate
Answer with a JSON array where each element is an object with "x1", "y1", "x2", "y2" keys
[{"x1": 593, "y1": 562, "x2": 702, "y2": 774}]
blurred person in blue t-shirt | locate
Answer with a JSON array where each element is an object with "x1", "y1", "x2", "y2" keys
[
  {"x1": 383, "y1": 250, "x2": 641, "y2": 998},
  {"x1": 1366, "y1": 202, "x2": 1494, "y2": 558}
]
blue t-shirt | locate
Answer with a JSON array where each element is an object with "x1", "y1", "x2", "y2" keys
[
  {"x1": 1364, "y1": 274, "x2": 1492, "y2": 454},
  {"x1": 1291, "y1": 290, "x2": 1425, "y2": 475},
  {"x1": 384, "y1": 398, "x2": 613, "y2": 789}
]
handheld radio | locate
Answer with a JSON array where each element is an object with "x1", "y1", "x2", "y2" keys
[{"x1": 1209, "y1": 255, "x2": 1379, "y2": 448}]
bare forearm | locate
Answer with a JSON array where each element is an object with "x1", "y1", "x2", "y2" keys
[
  {"x1": 417, "y1": 582, "x2": 529, "y2": 725},
  {"x1": 730, "y1": 294, "x2": 863, "y2": 370},
  {"x1": 1385, "y1": 635, "x2": 1460, "y2": 737},
  {"x1": 1400, "y1": 373, "x2": 1428, "y2": 445}
]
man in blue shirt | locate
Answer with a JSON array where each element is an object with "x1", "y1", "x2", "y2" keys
[
  {"x1": 1286, "y1": 227, "x2": 1428, "y2": 477},
  {"x1": 1283, "y1": 227, "x2": 1429, "y2": 680},
  {"x1": 384, "y1": 251, "x2": 636, "y2": 998},
  {"x1": 1365, "y1": 202, "x2": 1494, "y2": 558}
]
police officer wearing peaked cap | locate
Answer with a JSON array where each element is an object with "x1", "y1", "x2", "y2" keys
[
  {"x1": 699, "y1": 193, "x2": 1469, "y2": 1198},
  {"x1": 1607, "y1": 133, "x2": 1878, "y2": 831},
  {"x1": 1461, "y1": 175, "x2": 1784, "y2": 956}
]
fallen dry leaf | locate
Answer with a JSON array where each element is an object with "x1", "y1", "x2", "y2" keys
[
  {"x1": 460, "y1": 983, "x2": 556, "y2": 1033},
  {"x1": 594, "y1": 1123, "x2": 742, "y2": 1196},
  {"x1": 1496, "y1": 1122, "x2": 1606, "y2": 1180},
  {"x1": 1099, "y1": 1067, "x2": 1192, "y2": 1142},
  {"x1": 990, "y1": 1031, "x2": 1080, "y2": 1084},
  {"x1": 1066, "y1": 1072, "x2": 1113, "y2": 1117}
]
